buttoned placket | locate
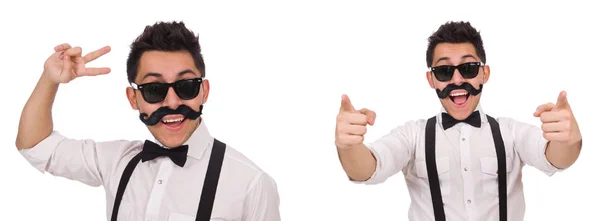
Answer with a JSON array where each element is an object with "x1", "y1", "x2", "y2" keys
[
  {"x1": 143, "y1": 158, "x2": 175, "y2": 221},
  {"x1": 458, "y1": 124, "x2": 476, "y2": 221}
]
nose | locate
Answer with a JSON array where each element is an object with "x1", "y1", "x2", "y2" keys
[
  {"x1": 162, "y1": 87, "x2": 183, "y2": 109},
  {"x1": 450, "y1": 68, "x2": 465, "y2": 85}
]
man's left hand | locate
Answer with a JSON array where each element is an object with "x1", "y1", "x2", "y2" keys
[{"x1": 533, "y1": 91, "x2": 582, "y2": 146}]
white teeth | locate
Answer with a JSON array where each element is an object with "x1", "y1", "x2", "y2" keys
[
  {"x1": 162, "y1": 118, "x2": 184, "y2": 123},
  {"x1": 450, "y1": 92, "x2": 468, "y2": 97}
]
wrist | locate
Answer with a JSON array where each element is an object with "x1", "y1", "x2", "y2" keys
[
  {"x1": 336, "y1": 143, "x2": 362, "y2": 151},
  {"x1": 553, "y1": 138, "x2": 582, "y2": 149},
  {"x1": 40, "y1": 70, "x2": 60, "y2": 87}
]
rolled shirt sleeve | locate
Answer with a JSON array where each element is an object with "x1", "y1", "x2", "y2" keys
[
  {"x1": 243, "y1": 172, "x2": 281, "y2": 221},
  {"x1": 18, "y1": 130, "x2": 138, "y2": 187},
  {"x1": 352, "y1": 120, "x2": 419, "y2": 185},
  {"x1": 507, "y1": 118, "x2": 564, "y2": 176},
  {"x1": 19, "y1": 131, "x2": 66, "y2": 174}
]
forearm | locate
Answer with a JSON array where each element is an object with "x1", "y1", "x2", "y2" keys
[
  {"x1": 337, "y1": 143, "x2": 376, "y2": 181},
  {"x1": 545, "y1": 139, "x2": 582, "y2": 169},
  {"x1": 15, "y1": 72, "x2": 59, "y2": 150}
]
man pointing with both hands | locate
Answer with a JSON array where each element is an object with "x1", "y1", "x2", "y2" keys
[{"x1": 335, "y1": 21, "x2": 582, "y2": 221}]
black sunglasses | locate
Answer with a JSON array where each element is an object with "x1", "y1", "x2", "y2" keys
[
  {"x1": 131, "y1": 78, "x2": 203, "y2": 104},
  {"x1": 430, "y1": 62, "x2": 484, "y2": 82}
]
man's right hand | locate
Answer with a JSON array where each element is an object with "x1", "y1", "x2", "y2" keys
[
  {"x1": 335, "y1": 94, "x2": 377, "y2": 150},
  {"x1": 43, "y1": 43, "x2": 112, "y2": 84}
]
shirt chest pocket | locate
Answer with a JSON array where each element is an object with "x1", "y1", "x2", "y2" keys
[
  {"x1": 415, "y1": 156, "x2": 451, "y2": 199},
  {"x1": 168, "y1": 212, "x2": 230, "y2": 221},
  {"x1": 480, "y1": 156, "x2": 514, "y2": 196}
]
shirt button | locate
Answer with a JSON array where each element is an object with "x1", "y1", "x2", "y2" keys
[
  {"x1": 158, "y1": 180, "x2": 163, "y2": 184},
  {"x1": 467, "y1": 199, "x2": 472, "y2": 204},
  {"x1": 464, "y1": 167, "x2": 468, "y2": 171},
  {"x1": 461, "y1": 138, "x2": 466, "y2": 141}
]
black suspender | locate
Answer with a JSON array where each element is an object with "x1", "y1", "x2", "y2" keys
[
  {"x1": 425, "y1": 115, "x2": 507, "y2": 221},
  {"x1": 488, "y1": 116, "x2": 508, "y2": 221},
  {"x1": 110, "y1": 152, "x2": 143, "y2": 221},
  {"x1": 196, "y1": 139, "x2": 226, "y2": 220},
  {"x1": 110, "y1": 138, "x2": 227, "y2": 221},
  {"x1": 425, "y1": 117, "x2": 446, "y2": 221}
]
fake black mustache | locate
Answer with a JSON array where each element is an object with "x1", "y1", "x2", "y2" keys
[
  {"x1": 139, "y1": 104, "x2": 203, "y2": 126},
  {"x1": 436, "y1": 83, "x2": 483, "y2": 99}
]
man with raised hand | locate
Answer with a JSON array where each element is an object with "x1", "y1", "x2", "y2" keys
[
  {"x1": 335, "y1": 21, "x2": 582, "y2": 221},
  {"x1": 16, "y1": 21, "x2": 280, "y2": 221}
]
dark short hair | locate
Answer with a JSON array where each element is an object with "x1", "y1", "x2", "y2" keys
[
  {"x1": 426, "y1": 21, "x2": 486, "y2": 68},
  {"x1": 126, "y1": 21, "x2": 205, "y2": 83}
]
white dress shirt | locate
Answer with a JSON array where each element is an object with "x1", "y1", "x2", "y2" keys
[
  {"x1": 19, "y1": 120, "x2": 281, "y2": 221},
  {"x1": 354, "y1": 104, "x2": 563, "y2": 221}
]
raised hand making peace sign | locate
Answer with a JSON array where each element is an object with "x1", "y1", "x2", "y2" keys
[{"x1": 43, "y1": 43, "x2": 112, "y2": 84}]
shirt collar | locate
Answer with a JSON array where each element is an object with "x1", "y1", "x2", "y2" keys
[
  {"x1": 436, "y1": 102, "x2": 488, "y2": 125},
  {"x1": 152, "y1": 119, "x2": 212, "y2": 161}
]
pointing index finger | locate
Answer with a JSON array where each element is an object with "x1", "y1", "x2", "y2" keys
[
  {"x1": 554, "y1": 90, "x2": 569, "y2": 109},
  {"x1": 340, "y1": 94, "x2": 356, "y2": 112}
]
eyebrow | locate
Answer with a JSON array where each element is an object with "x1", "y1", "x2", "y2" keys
[
  {"x1": 140, "y1": 69, "x2": 198, "y2": 81},
  {"x1": 434, "y1": 54, "x2": 478, "y2": 66}
]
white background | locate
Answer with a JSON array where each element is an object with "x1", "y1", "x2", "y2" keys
[{"x1": 1, "y1": 0, "x2": 598, "y2": 220}]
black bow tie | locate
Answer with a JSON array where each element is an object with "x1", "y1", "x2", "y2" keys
[
  {"x1": 140, "y1": 140, "x2": 189, "y2": 167},
  {"x1": 441, "y1": 111, "x2": 481, "y2": 130}
]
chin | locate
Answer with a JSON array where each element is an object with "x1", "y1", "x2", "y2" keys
[
  {"x1": 149, "y1": 119, "x2": 196, "y2": 148},
  {"x1": 442, "y1": 94, "x2": 479, "y2": 120}
]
